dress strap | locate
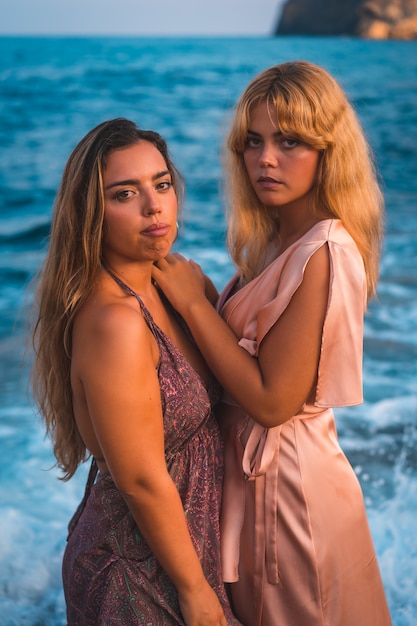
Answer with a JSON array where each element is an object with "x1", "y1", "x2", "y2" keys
[
  {"x1": 67, "y1": 458, "x2": 99, "y2": 539},
  {"x1": 103, "y1": 265, "x2": 157, "y2": 332}
]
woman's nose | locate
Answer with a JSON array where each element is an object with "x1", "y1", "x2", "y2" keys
[
  {"x1": 143, "y1": 191, "x2": 161, "y2": 216},
  {"x1": 259, "y1": 143, "x2": 277, "y2": 167}
]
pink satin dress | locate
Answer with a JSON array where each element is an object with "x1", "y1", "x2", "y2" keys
[{"x1": 217, "y1": 219, "x2": 392, "y2": 626}]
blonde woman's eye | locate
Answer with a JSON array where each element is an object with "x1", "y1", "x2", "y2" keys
[
  {"x1": 245, "y1": 136, "x2": 261, "y2": 148},
  {"x1": 282, "y1": 137, "x2": 299, "y2": 149}
]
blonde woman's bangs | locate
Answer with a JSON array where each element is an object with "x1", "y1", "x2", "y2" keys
[{"x1": 266, "y1": 92, "x2": 329, "y2": 151}]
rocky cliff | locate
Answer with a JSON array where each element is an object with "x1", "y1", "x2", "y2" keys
[{"x1": 275, "y1": 0, "x2": 417, "y2": 39}]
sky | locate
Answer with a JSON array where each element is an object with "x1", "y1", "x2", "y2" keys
[{"x1": 1, "y1": 0, "x2": 284, "y2": 36}]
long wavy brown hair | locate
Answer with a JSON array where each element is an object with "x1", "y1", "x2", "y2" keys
[
  {"x1": 31, "y1": 118, "x2": 184, "y2": 480},
  {"x1": 224, "y1": 60, "x2": 384, "y2": 298}
]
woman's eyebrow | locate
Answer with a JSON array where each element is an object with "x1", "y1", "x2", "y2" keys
[
  {"x1": 105, "y1": 170, "x2": 170, "y2": 190},
  {"x1": 105, "y1": 178, "x2": 138, "y2": 190},
  {"x1": 247, "y1": 129, "x2": 282, "y2": 137}
]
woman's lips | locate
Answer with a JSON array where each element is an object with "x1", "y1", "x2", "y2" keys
[
  {"x1": 141, "y1": 223, "x2": 171, "y2": 237},
  {"x1": 257, "y1": 176, "x2": 282, "y2": 188}
]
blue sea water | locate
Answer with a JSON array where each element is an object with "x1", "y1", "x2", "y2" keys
[{"x1": 0, "y1": 35, "x2": 416, "y2": 625}]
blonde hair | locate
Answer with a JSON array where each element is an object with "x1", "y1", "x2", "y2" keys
[
  {"x1": 225, "y1": 60, "x2": 384, "y2": 298},
  {"x1": 31, "y1": 118, "x2": 183, "y2": 480}
]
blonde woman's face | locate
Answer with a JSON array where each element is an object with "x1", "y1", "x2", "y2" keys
[
  {"x1": 102, "y1": 141, "x2": 178, "y2": 265},
  {"x1": 243, "y1": 101, "x2": 320, "y2": 212}
]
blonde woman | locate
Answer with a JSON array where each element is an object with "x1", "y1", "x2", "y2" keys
[
  {"x1": 31, "y1": 118, "x2": 241, "y2": 625},
  {"x1": 153, "y1": 62, "x2": 392, "y2": 625}
]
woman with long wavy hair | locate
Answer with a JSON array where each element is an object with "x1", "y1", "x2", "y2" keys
[
  {"x1": 31, "y1": 118, "x2": 240, "y2": 626},
  {"x1": 152, "y1": 62, "x2": 392, "y2": 626}
]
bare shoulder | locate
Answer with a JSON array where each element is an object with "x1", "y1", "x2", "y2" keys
[
  {"x1": 72, "y1": 285, "x2": 158, "y2": 370},
  {"x1": 76, "y1": 289, "x2": 138, "y2": 338}
]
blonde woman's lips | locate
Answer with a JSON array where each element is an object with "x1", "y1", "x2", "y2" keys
[{"x1": 258, "y1": 176, "x2": 281, "y2": 188}]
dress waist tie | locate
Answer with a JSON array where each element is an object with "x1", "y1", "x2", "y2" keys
[
  {"x1": 242, "y1": 423, "x2": 282, "y2": 582},
  {"x1": 242, "y1": 423, "x2": 282, "y2": 624},
  {"x1": 221, "y1": 421, "x2": 282, "y2": 581}
]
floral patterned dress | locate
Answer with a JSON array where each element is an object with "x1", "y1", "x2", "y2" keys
[{"x1": 62, "y1": 276, "x2": 240, "y2": 625}]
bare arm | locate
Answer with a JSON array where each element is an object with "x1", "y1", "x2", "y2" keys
[
  {"x1": 74, "y1": 303, "x2": 227, "y2": 625},
  {"x1": 152, "y1": 246, "x2": 330, "y2": 428}
]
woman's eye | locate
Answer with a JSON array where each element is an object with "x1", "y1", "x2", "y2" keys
[
  {"x1": 156, "y1": 180, "x2": 173, "y2": 191},
  {"x1": 281, "y1": 137, "x2": 299, "y2": 149},
  {"x1": 245, "y1": 136, "x2": 261, "y2": 148},
  {"x1": 114, "y1": 189, "x2": 134, "y2": 201}
]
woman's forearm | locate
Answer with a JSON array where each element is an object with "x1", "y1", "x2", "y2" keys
[
  {"x1": 171, "y1": 295, "x2": 287, "y2": 426},
  {"x1": 122, "y1": 472, "x2": 206, "y2": 592},
  {"x1": 120, "y1": 470, "x2": 228, "y2": 624},
  {"x1": 153, "y1": 250, "x2": 329, "y2": 427}
]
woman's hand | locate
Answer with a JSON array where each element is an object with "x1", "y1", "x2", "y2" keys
[
  {"x1": 154, "y1": 245, "x2": 331, "y2": 429},
  {"x1": 203, "y1": 273, "x2": 219, "y2": 307},
  {"x1": 152, "y1": 253, "x2": 211, "y2": 315},
  {"x1": 179, "y1": 580, "x2": 228, "y2": 626}
]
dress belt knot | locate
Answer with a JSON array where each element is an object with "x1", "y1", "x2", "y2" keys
[{"x1": 242, "y1": 423, "x2": 282, "y2": 586}]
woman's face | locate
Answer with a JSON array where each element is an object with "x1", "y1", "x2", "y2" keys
[
  {"x1": 102, "y1": 140, "x2": 178, "y2": 265},
  {"x1": 243, "y1": 101, "x2": 320, "y2": 213}
]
